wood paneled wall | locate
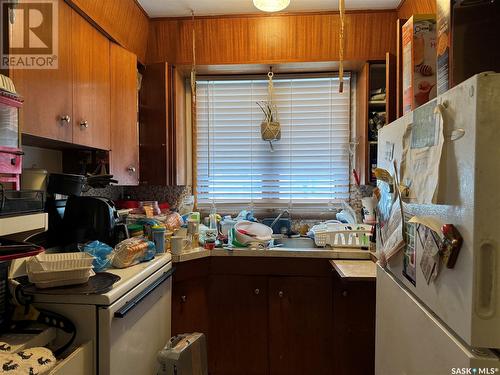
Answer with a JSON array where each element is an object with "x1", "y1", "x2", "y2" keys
[
  {"x1": 66, "y1": 0, "x2": 149, "y2": 63},
  {"x1": 397, "y1": 0, "x2": 436, "y2": 19},
  {"x1": 147, "y1": 11, "x2": 398, "y2": 65}
]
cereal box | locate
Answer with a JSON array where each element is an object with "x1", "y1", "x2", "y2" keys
[
  {"x1": 402, "y1": 15, "x2": 437, "y2": 114},
  {"x1": 436, "y1": 0, "x2": 451, "y2": 96}
]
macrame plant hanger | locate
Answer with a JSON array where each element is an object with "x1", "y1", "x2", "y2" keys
[
  {"x1": 258, "y1": 68, "x2": 281, "y2": 152},
  {"x1": 339, "y1": 0, "x2": 345, "y2": 93},
  {"x1": 191, "y1": 10, "x2": 199, "y2": 208}
]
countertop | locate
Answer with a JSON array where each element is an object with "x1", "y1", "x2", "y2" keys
[
  {"x1": 171, "y1": 247, "x2": 374, "y2": 263},
  {"x1": 330, "y1": 259, "x2": 377, "y2": 280}
]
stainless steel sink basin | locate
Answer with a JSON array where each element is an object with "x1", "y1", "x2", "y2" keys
[{"x1": 272, "y1": 237, "x2": 316, "y2": 249}]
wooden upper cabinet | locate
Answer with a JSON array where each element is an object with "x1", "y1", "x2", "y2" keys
[
  {"x1": 139, "y1": 63, "x2": 189, "y2": 186},
  {"x1": 139, "y1": 63, "x2": 169, "y2": 186},
  {"x1": 71, "y1": 11, "x2": 110, "y2": 150},
  {"x1": 13, "y1": 0, "x2": 73, "y2": 143},
  {"x1": 109, "y1": 43, "x2": 139, "y2": 185}
]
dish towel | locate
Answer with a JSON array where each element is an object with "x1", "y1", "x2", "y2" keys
[{"x1": 0, "y1": 343, "x2": 56, "y2": 374}]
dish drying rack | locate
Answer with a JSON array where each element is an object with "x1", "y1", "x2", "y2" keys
[{"x1": 311, "y1": 222, "x2": 372, "y2": 248}]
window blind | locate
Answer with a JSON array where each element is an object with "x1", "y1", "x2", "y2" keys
[{"x1": 196, "y1": 75, "x2": 351, "y2": 210}]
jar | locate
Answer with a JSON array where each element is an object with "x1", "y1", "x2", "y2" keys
[{"x1": 165, "y1": 231, "x2": 173, "y2": 252}]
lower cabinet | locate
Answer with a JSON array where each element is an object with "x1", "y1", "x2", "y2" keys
[
  {"x1": 172, "y1": 277, "x2": 210, "y2": 339},
  {"x1": 171, "y1": 258, "x2": 375, "y2": 375},
  {"x1": 209, "y1": 275, "x2": 268, "y2": 375},
  {"x1": 332, "y1": 273, "x2": 376, "y2": 375},
  {"x1": 268, "y1": 277, "x2": 333, "y2": 375}
]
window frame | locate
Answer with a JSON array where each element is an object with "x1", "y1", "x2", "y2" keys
[{"x1": 194, "y1": 72, "x2": 353, "y2": 215}]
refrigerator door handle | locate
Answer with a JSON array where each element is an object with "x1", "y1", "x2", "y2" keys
[
  {"x1": 114, "y1": 267, "x2": 175, "y2": 319},
  {"x1": 475, "y1": 242, "x2": 497, "y2": 319}
]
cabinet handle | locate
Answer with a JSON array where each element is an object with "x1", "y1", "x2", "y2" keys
[
  {"x1": 342, "y1": 290, "x2": 348, "y2": 297},
  {"x1": 278, "y1": 291, "x2": 284, "y2": 298},
  {"x1": 254, "y1": 288, "x2": 260, "y2": 295},
  {"x1": 60, "y1": 115, "x2": 71, "y2": 125},
  {"x1": 181, "y1": 295, "x2": 187, "y2": 303},
  {"x1": 127, "y1": 166, "x2": 136, "y2": 173},
  {"x1": 80, "y1": 120, "x2": 89, "y2": 129}
]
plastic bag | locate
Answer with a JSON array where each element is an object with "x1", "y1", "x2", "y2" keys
[
  {"x1": 80, "y1": 241, "x2": 114, "y2": 272},
  {"x1": 164, "y1": 212, "x2": 183, "y2": 231},
  {"x1": 112, "y1": 237, "x2": 156, "y2": 269}
]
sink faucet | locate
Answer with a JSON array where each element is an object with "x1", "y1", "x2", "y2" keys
[{"x1": 270, "y1": 209, "x2": 291, "y2": 231}]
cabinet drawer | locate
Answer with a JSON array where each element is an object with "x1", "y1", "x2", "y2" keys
[
  {"x1": 49, "y1": 341, "x2": 93, "y2": 375},
  {"x1": 0, "y1": 151, "x2": 22, "y2": 174}
]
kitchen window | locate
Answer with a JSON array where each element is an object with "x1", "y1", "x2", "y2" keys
[{"x1": 196, "y1": 74, "x2": 351, "y2": 212}]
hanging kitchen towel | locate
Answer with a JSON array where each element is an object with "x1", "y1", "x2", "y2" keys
[{"x1": 0, "y1": 347, "x2": 56, "y2": 374}]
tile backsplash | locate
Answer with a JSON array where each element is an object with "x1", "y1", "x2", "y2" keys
[
  {"x1": 84, "y1": 182, "x2": 373, "y2": 222},
  {"x1": 83, "y1": 185, "x2": 192, "y2": 211}
]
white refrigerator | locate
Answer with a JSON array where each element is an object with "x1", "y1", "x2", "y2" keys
[{"x1": 375, "y1": 73, "x2": 500, "y2": 374}]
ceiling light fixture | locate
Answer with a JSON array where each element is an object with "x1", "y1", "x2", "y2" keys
[{"x1": 253, "y1": 0, "x2": 290, "y2": 12}]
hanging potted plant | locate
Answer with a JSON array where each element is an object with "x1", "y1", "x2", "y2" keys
[{"x1": 258, "y1": 71, "x2": 281, "y2": 151}]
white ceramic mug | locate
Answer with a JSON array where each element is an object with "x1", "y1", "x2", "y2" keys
[{"x1": 171, "y1": 236, "x2": 190, "y2": 255}]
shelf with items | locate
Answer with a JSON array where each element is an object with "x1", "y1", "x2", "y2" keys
[{"x1": 355, "y1": 55, "x2": 396, "y2": 186}]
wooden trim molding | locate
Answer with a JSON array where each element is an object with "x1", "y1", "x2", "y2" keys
[
  {"x1": 397, "y1": 0, "x2": 436, "y2": 19},
  {"x1": 65, "y1": 0, "x2": 149, "y2": 63},
  {"x1": 147, "y1": 11, "x2": 398, "y2": 65}
]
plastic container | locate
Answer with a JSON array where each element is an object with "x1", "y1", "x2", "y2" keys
[
  {"x1": 152, "y1": 225, "x2": 166, "y2": 254},
  {"x1": 28, "y1": 252, "x2": 94, "y2": 272},
  {"x1": 311, "y1": 223, "x2": 372, "y2": 248},
  {"x1": 128, "y1": 224, "x2": 144, "y2": 237},
  {"x1": 139, "y1": 201, "x2": 161, "y2": 216},
  {"x1": 28, "y1": 270, "x2": 96, "y2": 289},
  {"x1": 234, "y1": 221, "x2": 273, "y2": 245},
  {"x1": 26, "y1": 253, "x2": 95, "y2": 288},
  {"x1": 21, "y1": 168, "x2": 48, "y2": 191}
]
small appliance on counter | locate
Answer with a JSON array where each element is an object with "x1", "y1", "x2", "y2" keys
[
  {"x1": 44, "y1": 172, "x2": 127, "y2": 248},
  {"x1": 57, "y1": 196, "x2": 127, "y2": 248}
]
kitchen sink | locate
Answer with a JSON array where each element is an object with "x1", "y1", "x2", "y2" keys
[{"x1": 271, "y1": 237, "x2": 316, "y2": 249}]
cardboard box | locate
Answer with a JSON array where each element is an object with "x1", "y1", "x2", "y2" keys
[
  {"x1": 437, "y1": 0, "x2": 500, "y2": 96},
  {"x1": 402, "y1": 15, "x2": 437, "y2": 114},
  {"x1": 436, "y1": 0, "x2": 451, "y2": 96}
]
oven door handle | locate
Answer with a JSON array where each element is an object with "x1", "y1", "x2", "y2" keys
[{"x1": 114, "y1": 266, "x2": 175, "y2": 319}]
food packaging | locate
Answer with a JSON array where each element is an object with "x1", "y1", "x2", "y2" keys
[
  {"x1": 402, "y1": 15, "x2": 437, "y2": 114},
  {"x1": 112, "y1": 237, "x2": 156, "y2": 268},
  {"x1": 26, "y1": 253, "x2": 95, "y2": 288}
]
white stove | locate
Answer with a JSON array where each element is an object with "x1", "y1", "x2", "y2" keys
[{"x1": 32, "y1": 253, "x2": 173, "y2": 374}]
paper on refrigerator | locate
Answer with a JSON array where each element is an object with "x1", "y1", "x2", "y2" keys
[
  {"x1": 400, "y1": 102, "x2": 445, "y2": 204},
  {"x1": 377, "y1": 163, "x2": 406, "y2": 265}
]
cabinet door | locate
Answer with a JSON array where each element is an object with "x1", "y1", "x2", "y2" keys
[
  {"x1": 139, "y1": 63, "x2": 169, "y2": 185},
  {"x1": 72, "y1": 11, "x2": 110, "y2": 150},
  {"x1": 110, "y1": 43, "x2": 139, "y2": 185},
  {"x1": 171, "y1": 278, "x2": 209, "y2": 338},
  {"x1": 386, "y1": 52, "x2": 397, "y2": 124},
  {"x1": 268, "y1": 276, "x2": 333, "y2": 375},
  {"x1": 209, "y1": 275, "x2": 268, "y2": 375},
  {"x1": 332, "y1": 275, "x2": 376, "y2": 375},
  {"x1": 12, "y1": 0, "x2": 73, "y2": 143}
]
